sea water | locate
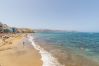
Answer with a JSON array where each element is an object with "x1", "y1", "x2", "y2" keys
[
  {"x1": 28, "y1": 36, "x2": 64, "y2": 66},
  {"x1": 32, "y1": 32, "x2": 99, "y2": 66}
]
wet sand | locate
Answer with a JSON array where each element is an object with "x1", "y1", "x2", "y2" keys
[{"x1": 0, "y1": 34, "x2": 42, "y2": 66}]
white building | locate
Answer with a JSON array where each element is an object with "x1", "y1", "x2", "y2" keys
[{"x1": 0, "y1": 22, "x2": 10, "y2": 33}]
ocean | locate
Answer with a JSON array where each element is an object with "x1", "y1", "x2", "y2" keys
[{"x1": 32, "y1": 32, "x2": 99, "y2": 66}]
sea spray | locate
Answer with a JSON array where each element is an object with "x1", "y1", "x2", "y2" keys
[{"x1": 28, "y1": 36, "x2": 64, "y2": 66}]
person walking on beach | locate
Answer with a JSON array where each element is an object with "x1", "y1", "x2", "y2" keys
[{"x1": 23, "y1": 41, "x2": 25, "y2": 48}]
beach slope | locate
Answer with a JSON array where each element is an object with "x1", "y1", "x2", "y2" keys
[{"x1": 0, "y1": 34, "x2": 42, "y2": 66}]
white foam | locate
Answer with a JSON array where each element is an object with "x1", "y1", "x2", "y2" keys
[{"x1": 28, "y1": 36, "x2": 64, "y2": 66}]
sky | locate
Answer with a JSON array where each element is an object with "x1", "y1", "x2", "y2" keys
[{"x1": 0, "y1": 0, "x2": 99, "y2": 32}]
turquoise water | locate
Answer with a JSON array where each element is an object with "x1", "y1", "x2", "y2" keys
[{"x1": 33, "y1": 32, "x2": 99, "y2": 65}]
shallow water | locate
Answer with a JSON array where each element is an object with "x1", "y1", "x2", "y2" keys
[
  {"x1": 33, "y1": 32, "x2": 99, "y2": 66},
  {"x1": 28, "y1": 36, "x2": 64, "y2": 66}
]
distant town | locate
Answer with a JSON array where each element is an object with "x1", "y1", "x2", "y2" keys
[{"x1": 0, "y1": 22, "x2": 34, "y2": 33}]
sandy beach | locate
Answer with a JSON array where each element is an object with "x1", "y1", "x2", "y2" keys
[
  {"x1": 0, "y1": 33, "x2": 99, "y2": 66},
  {"x1": 0, "y1": 33, "x2": 42, "y2": 66}
]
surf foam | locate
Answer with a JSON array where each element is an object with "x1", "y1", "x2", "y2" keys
[{"x1": 28, "y1": 36, "x2": 64, "y2": 66}]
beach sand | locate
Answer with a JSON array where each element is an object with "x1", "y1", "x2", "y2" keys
[{"x1": 0, "y1": 33, "x2": 42, "y2": 66}]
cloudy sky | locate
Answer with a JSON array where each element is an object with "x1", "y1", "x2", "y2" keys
[{"x1": 0, "y1": 0, "x2": 99, "y2": 32}]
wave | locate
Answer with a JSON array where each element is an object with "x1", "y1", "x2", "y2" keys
[{"x1": 28, "y1": 36, "x2": 64, "y2": 66}]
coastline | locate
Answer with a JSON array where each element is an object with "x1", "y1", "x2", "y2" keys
[
  {"x1": 34, "y1": 37, "x2": 99, "y2": 66},
  {"x1": 0, "y1": 33, "x2": 42, "y2": 66},
  {"x1": 0, "y1": 33, "x2": 64, "y2": 66},
  {"x1": 0, "y1": 33, "x2": 99, "y2": 66},
  {"x1": 28, "y1": 35, "x2": 64, "y2": 66}
]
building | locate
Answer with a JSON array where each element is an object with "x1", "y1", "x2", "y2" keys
[
  {"x1": 11, "y1": 27, "x2": 17, "y2": 33},
  {"x1": 0, "y1": 22, "x2": 34, "y2": 33},
  {"x1": 0, "y1": 22, "x2": 11, "y2": 33}
]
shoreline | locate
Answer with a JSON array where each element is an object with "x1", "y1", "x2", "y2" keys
[
  {"x1": 0, "y1": 33, "x2": 99, "y2": 66},
  {"x1": 28, "y1": 35, "x2": 64, "y2": 66},
  {"x1": 34, "y1": 37, "x2": 99, "y2": 66}
]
